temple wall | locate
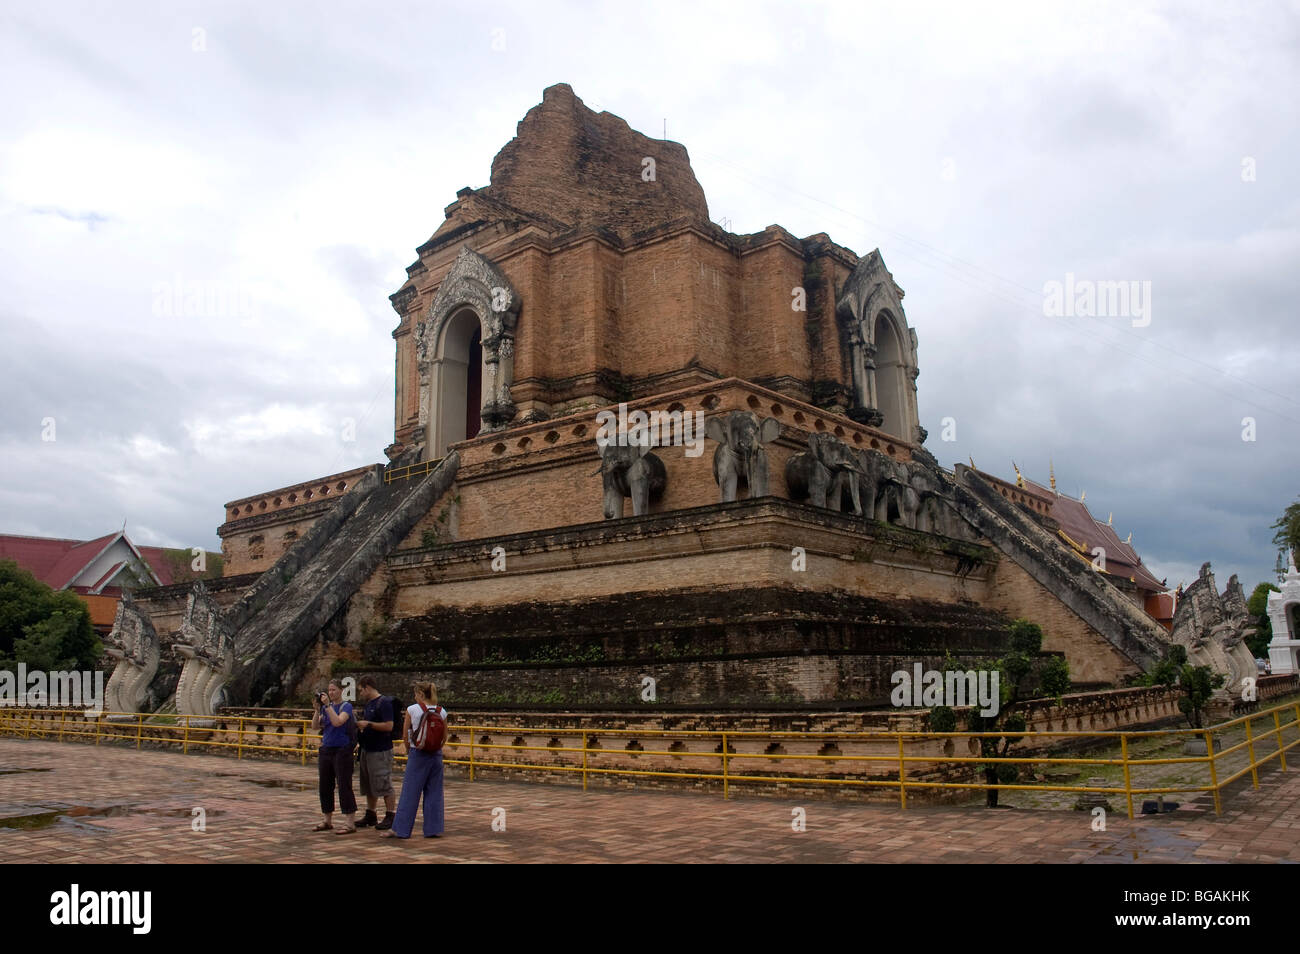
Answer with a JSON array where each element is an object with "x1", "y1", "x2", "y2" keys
[
  {"x1": 392, "y1": 379, "x2": 913, "y2": 547},
  {"x1": 737, "y1": 238, "x2": 811, "y2": 396},
  {"x1": 393, "y1": 221, "x2": 850, "y2": 437},
  {"x1": 219, "y1": 466, "x2": 374, "y2": 576},
  {"x1": 985, "y1": 557, "x2": 1139, "y2": 684}
]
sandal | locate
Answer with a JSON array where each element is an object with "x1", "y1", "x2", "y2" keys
[
  {"x1": 312, "y1": 822, "x2": 333, "y2": 832},
  {"x1": 335, "y1": 826, "x2": 356, "y2": 835}
]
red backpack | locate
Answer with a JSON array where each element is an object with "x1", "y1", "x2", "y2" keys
[{"x1": 411, "y1": 702, "x2": 446, "y2": 753}]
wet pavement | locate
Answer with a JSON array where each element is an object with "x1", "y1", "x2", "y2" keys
[{"x1": 1, "y1": 738, "x2": 1297, "y2": 863}]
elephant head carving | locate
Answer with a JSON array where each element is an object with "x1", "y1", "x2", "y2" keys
[
  {"x1": 596, "y1": 441, "x2": 667, "y2": 519},
  {"x1": 784, "y1": 432, "x2": 864, "y2": 513},
  {"x1": 705, "y1": 411, "x2": 780, "y2": 502}
]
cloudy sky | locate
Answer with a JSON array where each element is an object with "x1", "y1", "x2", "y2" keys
[{"x1": 1, "y1": 1, "x2": 1296, "y2": 594}]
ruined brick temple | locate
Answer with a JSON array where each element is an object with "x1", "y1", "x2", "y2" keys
[{"x1": 108, "y1": 84, "x2": 1208, "y2": 717}]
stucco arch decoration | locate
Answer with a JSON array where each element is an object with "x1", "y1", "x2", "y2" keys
[
  {"x1": 414, "y1": 246, "x2": 522, "y2": 459},
  {"x1": 835, "y1": 250, "x2": 923, "y2": 444}
]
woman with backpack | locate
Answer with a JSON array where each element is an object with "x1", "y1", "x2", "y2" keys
[{"x1": 382, "y1": 681, "x2": 447, "y2": 839}]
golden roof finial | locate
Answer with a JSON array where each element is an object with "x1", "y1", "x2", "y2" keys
[
  {"x1": 969, "y1": 456, "x2": 976, "y2": 470},
  {"x1": 1125, "y1": 531, "x2": 1132, "y2": 544},
  {"x1": 1107, "y1": 512, "x2": 1113, "y2": 526},
  {"x1": 1080, "y1": 489, "x2": 1086, "y2": 502},
  {"x1": 1012, "y1": 460, "x2": 1024, "y2": 489},
  {"x1": 1049, "y1": 459, "x2": 1057, "y2": 494}
]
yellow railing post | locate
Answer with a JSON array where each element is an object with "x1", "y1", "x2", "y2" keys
[
  {"x1": 58, "y1": 708, "x2": 66, "y2": 744},
  {"x1": 95, "y1": 713, "x2": 102, "y2": 746},
  {"x1": 182, "y1": 716, "x2": 189, "y2": 755},
  {"x1": 300, "y1": 722, "x2": 307, "y2": 766},
  {"x1": 237, "y1": 717, "x2": 244, "y2": 759},
  {"x1": 1120, "y1": 733, "x2": 1135, "y2": 819},
  {"x1": 582, "y1": 731, "x2": 588, "y2": 792},
  {"x1": 1205, "y1": 728, "x2": 1221, "y2": 815},
  {"x1": 898, "y1": 735, "x2": 907, "y2": 809},
  {"x1": 469, "y1": 729, "x2": 475, "y2": 782},
  {"x1": 136, "y1": 713, "x2": 143, "y2": 749},
  {"x1": 1245, "y1": 715, "x2": 1259, "y2": 789},
  {"x1": 722, "y1": 732, "x2": 730, "y2": 800},
  {"x1": 1275, "y1": 710, "x2": 1287, "y2": 773}
]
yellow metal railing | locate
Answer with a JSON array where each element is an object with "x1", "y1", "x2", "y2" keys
[
  {"x1": 3, "y1": 701, "x2": 1298, "y2": 818},
  {"x1": 383, "y1": 458, "x2": 441, "y2": 484}
]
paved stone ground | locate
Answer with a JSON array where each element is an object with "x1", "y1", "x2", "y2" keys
[{"x1": 1, "y1": 738, "x2": 1298, "y2": 863}]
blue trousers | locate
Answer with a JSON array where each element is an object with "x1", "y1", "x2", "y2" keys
[{"x1": 393, "y1": 749, "x2": 444, "y2": 838}]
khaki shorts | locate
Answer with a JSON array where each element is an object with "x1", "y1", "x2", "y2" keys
[{"x1": 359, "y1": 749, "x2": 394, "y2": 798}]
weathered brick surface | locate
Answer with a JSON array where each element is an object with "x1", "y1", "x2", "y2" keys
[
  {"x1": 388, "y1": 86, "x2": 871, "y2": 446},
  {"x1": 988, "y1": 558, "x2": 1138, "y2": 684}
]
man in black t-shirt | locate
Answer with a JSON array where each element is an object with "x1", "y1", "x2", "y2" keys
[{"x1": 354, "y1": 676, "x2": 396, "y2": 830}]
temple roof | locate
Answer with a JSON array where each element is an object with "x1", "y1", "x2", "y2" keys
[
  {"x1": 0, "y1": 531, "x2": 174, "y2": 591},
  {"x1": 1021, "y1": 479, "x2": 1166, "y2": 593}
]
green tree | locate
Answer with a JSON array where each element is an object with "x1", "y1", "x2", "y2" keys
[
  {"x1": 1140, "y1": 643, "x2": 1225, "y2": 729},
  {"x1": 1140, "y1": 643, "x2": 1186, "y2": 688},
  {"x1": 1272, "y1": 499, "x2": 1300, "y2": 570},
  {"x1": 1176, "y1": 662, "x2": 1225, "y2": 729},
  {"x1": 931, "y1": 618, "x2": 1069, "y2": 808},
  {"x1": 1246, "y1": 582, "x2": 1279, "y2": 659},
  {"x1": 0, "y1": 561, "x2": 101, "y2": 671}
]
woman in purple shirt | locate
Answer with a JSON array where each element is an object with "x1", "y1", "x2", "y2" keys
[{"x1": 311, "y1": 679, "x2": 357, "y2": 833}]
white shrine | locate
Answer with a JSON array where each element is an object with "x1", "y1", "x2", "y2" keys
[{"x1": 1267, "y1": 554, "x2": 1300, "y2": 674}]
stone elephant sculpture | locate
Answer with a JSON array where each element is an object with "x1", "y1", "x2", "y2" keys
[
  {"x1": 907, "y1": 464, "x2": 952, "y2": 534},
  {"x1": 847, "y1": 447, "x2": 891, "y2": 518},
  {"x1": 785, "y1": 432, "x2": 864, "y2": 513},
  {"x1": 705, "y1": 410, "x2": 781, "y2": 502},
  {"x1": 596, "y1": 441, "x2": 667, "y2": 519},
  {"x1": 875, "y1": 456, "x2": 920, "y2": 527}
]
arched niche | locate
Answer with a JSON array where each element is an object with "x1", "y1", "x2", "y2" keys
[
  {"x1": 874, "y1": 310, "x2": 906, "y2": 439},
  {"x1": 415, "y1": 247, "x2": 521, "y2": 460},
  {"x1": 429, "y1": 308, "x2": 486, "y2": 457},
  {"x1": 833, "y1": 250, "x2": 923, "y2": 443}
]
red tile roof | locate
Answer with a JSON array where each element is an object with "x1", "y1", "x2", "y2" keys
[
  {"x1": 45, "y1": 533, "x2": 119, "y2": 589},
  {"x1": 135, "y1": 546, "x2": 178, "y2": 586},
  {"x1": 0, "y1": 532, "x2": 169, "y2": 590},
  {"x1": 1021, "y1": 481, "x2": 1166, "y2": 593}
]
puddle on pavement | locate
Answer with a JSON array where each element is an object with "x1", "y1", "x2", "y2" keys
[
  {"x1": 241, "y1": 778, "x2": 310, "y2": 791},
  {"x1": 0, "y1": 804, "x2": 225, "y2": 831},
  {"x1": 0, "y1": 811, "x2": 60, "y2": 830},
  {"x1": 213, "y1": 772, "x2": 311, "y2": 791}
]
